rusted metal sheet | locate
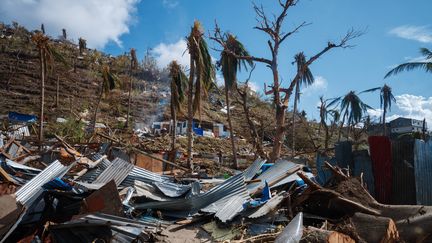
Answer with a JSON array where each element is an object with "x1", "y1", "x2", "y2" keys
[
  {"x1": 391, "y1": 139, "x2": 416, "y2": 205},
  {"x1": 81, "y1": 180, "x2": 123, "y2": 216},
  {"x1": 414, "y1": 139, "x2": 432, "y2": 205},
  {"x1": 353, "y1": 150, "x2": 375, "y2": 197},
  {"x1": 368, "y1": 136, "x2": 392, "y2": 204}
]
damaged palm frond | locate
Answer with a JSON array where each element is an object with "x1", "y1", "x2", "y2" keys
[
  {"x1": 385, "y1": 47, "x2": 432, "y2": 78},
  {"x1": 219, "y1": 34, "x2": 253, "y2": 90},
  {"x1": 169, "y1": 61, "x2": 188, "y2": 112}
]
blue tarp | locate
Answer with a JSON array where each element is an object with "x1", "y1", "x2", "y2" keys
[
  {"x1": 193, "y1": 127, "x2": 204, "y2": 136},
  {"x1": 8, "y1": 112, "x2": 37, "y2": 123}
]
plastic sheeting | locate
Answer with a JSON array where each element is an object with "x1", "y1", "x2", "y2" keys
[
  {"x1": 391, "y1": 139, "x2": 416, "y2": 205},
  {"x1": 414, "y1": 139, "x2": 432, "y2": 205},
  {"x1": 353, "y1": 150, "x2": 375, "y2": 197},
  {"x1": 368, "y1": 136, "x2": 392, "y2": 204}
]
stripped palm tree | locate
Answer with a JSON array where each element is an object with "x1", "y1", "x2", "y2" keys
[
  {"x1": 380, "y1": 84, "x2": 396, "y2": 135},
  {"x1": 92, "y1": 65, "x2": 120, "y2": 132},
  {"x1": 186, "y1": 21, "x2": 216, "y2": 168},
  {"x1": 169, "y1": 61, "x2": 188, "y2": 162},
  {"x1": 125, "y1": 48, "x2": 138, "y2": 128},
  {"x1": 385, "y1": 48, "x2": 432, "y2": 78},
  {"x1": 338, "y1": 88, "x2": 379, "y2": 140},
  {"x1": 31, "y1": 32, "x2": 68, "y2": 142},
  {"x1": 318, "y1": 96, "x2": 340, "y2": 150},
  {"x1": 219, "y1": 34, "x2": 253, "y2": 168},
  {"x1": 291, "y1": 52, "x2": 314, "y2": 157}
]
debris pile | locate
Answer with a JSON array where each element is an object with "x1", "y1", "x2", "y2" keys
[{"x1": 1, "y1": 120, "x2": 432, "y2": 242}]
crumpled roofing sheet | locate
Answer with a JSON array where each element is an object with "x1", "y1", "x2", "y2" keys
[
  {"x1": 247, "y1": 160, "x2": 301, "y2": 194},
  {"x1": 93, "y1": 157, "x2": 134, "y2": 186},
  {"x1": 15, "y1": 160, "x2": 72, "y2": 207}
]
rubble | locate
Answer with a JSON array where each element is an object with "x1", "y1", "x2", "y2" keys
[{"x1": 1, "y1": 118, "x2": 432, "y2": 243}]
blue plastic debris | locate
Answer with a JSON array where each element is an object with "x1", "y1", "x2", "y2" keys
[
  {"x1": 261, "y1": 180, "x2": 272, "y2": 201},
  {"x1": 42, "y1": 178, "x2": 73, "y2": 191},
  {"x1": 8, "y1": 112, "x2": 37, "y2": 123}
]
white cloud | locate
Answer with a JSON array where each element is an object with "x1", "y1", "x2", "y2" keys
[
  {"x1": 389, "y1": 25, "x2": 432, "y2": 43},
  {"x1": 367, "y1": 108, "x2": 383, "y2": 121},
  {"x1": 394, "y1": 94, "x2": 432, "y2": 124},
  {"x1": 0, "y1": 0, "x2": 139, "y2": 49},
  {"x1": 248, "y1": 81, "x2": 260, "y2": 92},
  {"x1": 302, "y1": 76, "x2": 328, "y2": 95},
  {"x1": 152, "y1": 38, "x2": 190, "y2": 69},
  {"x1": 368, "y1": 94, "x2": 432, "y2": 125},
  {"x1": 162, "y1": 0, "x2": 178, "y2": 8}
]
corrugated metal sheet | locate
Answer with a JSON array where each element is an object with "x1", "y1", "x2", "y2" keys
[
  {"x1": 391, "y1": 139, "x2": 416, "y2": 205},
  {"x1": 15, "y1": 160, "x2": 71, "y2": 207},
  {"x1": 315, "y1": 153, "x2": 337, "y2": 185},
  {"x1": 368, "y1": 136, "x2": 392, "y2": 204},
  {"x1": 135, "y1": 173, "x2": 249, "y2": 218},
  {"x1": 335, "y1": 141, "x2": 353, "y2": 169},
  {"x1": 246, "y1": 160, "x2": 301, "y2": 194},
  {"x1": 214, "y1": 195, "x2": 247, "y2": 222},
  {"x1": 49, "y1": 213, "x2": 161, "y2": 243},
  {"x1": 414, "y1": 139, "x2": 432, "y2": 205},
  {"x1": 93, "y1": 157, "x2": 134, "y2": 186},
  {"x1": 352, "y1": 150, "x2": 375, "y2": 197},
  {"x1": 121, "y1": 165, "x2": 173, "y2": 187},
  {"x1": 248, "y1": 192, "x2": 286, "y2": 218},
  {"x1": 243, "y1": 158, "x2": 266, "y2": 181},
  {"x1": 0, "y1": 135, "x2": 4, "y2": 149},
  {"x1": 7, "y1": 125, "x2": 30, "y2": 140},
  {"x1": 153, "y1": 181, "x2": 191, "y2": 197},
  {"x1": 76, "y1": 153, "x2": 112, "y2": 183}
]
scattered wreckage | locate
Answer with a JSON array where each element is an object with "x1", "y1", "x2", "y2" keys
[{"x1": 1, "y1": 121, "x2": 432, "y2": 242}]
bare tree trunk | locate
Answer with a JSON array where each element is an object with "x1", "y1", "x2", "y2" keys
[
  {"x1": 39, "y1": 49, "x2": 45, "y2": 142},
  {"x1": 338, "y1": 110, "x2": 348, "y2": 142},
  {"x1": 382, "y1": 108, "x2": 387, "y2": 136},
  {"x1": 56, "y1": 76, "x2": 59, "y2": 108},
  {"x1": 92, "y1": 82, "x2": 104, "y2": 133},
  {"x1": 324, "y1": 123, "x2": 329, "y2": 150},
  {"x1": 270, "y1": 61, "x2": 286, "y2": 162},
  {"x1": 225, "y1": 87, "x2": 238, "y2": 169},
  {"x1": 186, "y1": 59, "x2": 195, "y2": 169},
  {"x1": 292, "y1": 83, "x2": 300, "y2": 157},
  {"x1": 170, "y1": 81, "x2": 177, "y2": 163},
  {"x1": 125, "y1": 73, "x2": 132, "y2": 128}
]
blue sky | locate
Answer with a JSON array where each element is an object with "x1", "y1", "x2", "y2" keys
[{"x1": 1, "y1": 0, "x2": 431, "y2": 123}]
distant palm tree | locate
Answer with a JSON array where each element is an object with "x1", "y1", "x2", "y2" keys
[
  {"x1": 186, "y1": 21, "x2": 216, "y2": 168},
  {"x1": 380, "y1": 84, "x2": 396, "y2": 135},
  {"x1": 92, "y1": 65, "x2": 120, "y2": 132},
  {"x1": 385, "y1": 48, "x2": 432, "y2": 78},
  {"x1": 291, "y1": 52, "x2": 314, "y2": 157},
  {"x1": 125, "y1": 48, "x2": 138, "y2": 128},
  {"x1": 169, "y1": 61, "x2": 188, "y2": 161},
  {"x1": 31, "y1": 32, "x2": 67, "y2": 141},
  {"x1": 338, "y1": 88, "x2": 379, "y2": 140},
  {"x1": 219, "y1": 34, "x2": 253, "y2": 169},
  {"x1": 318, "y1": 96, "x2": 340, "y2": 150}
]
